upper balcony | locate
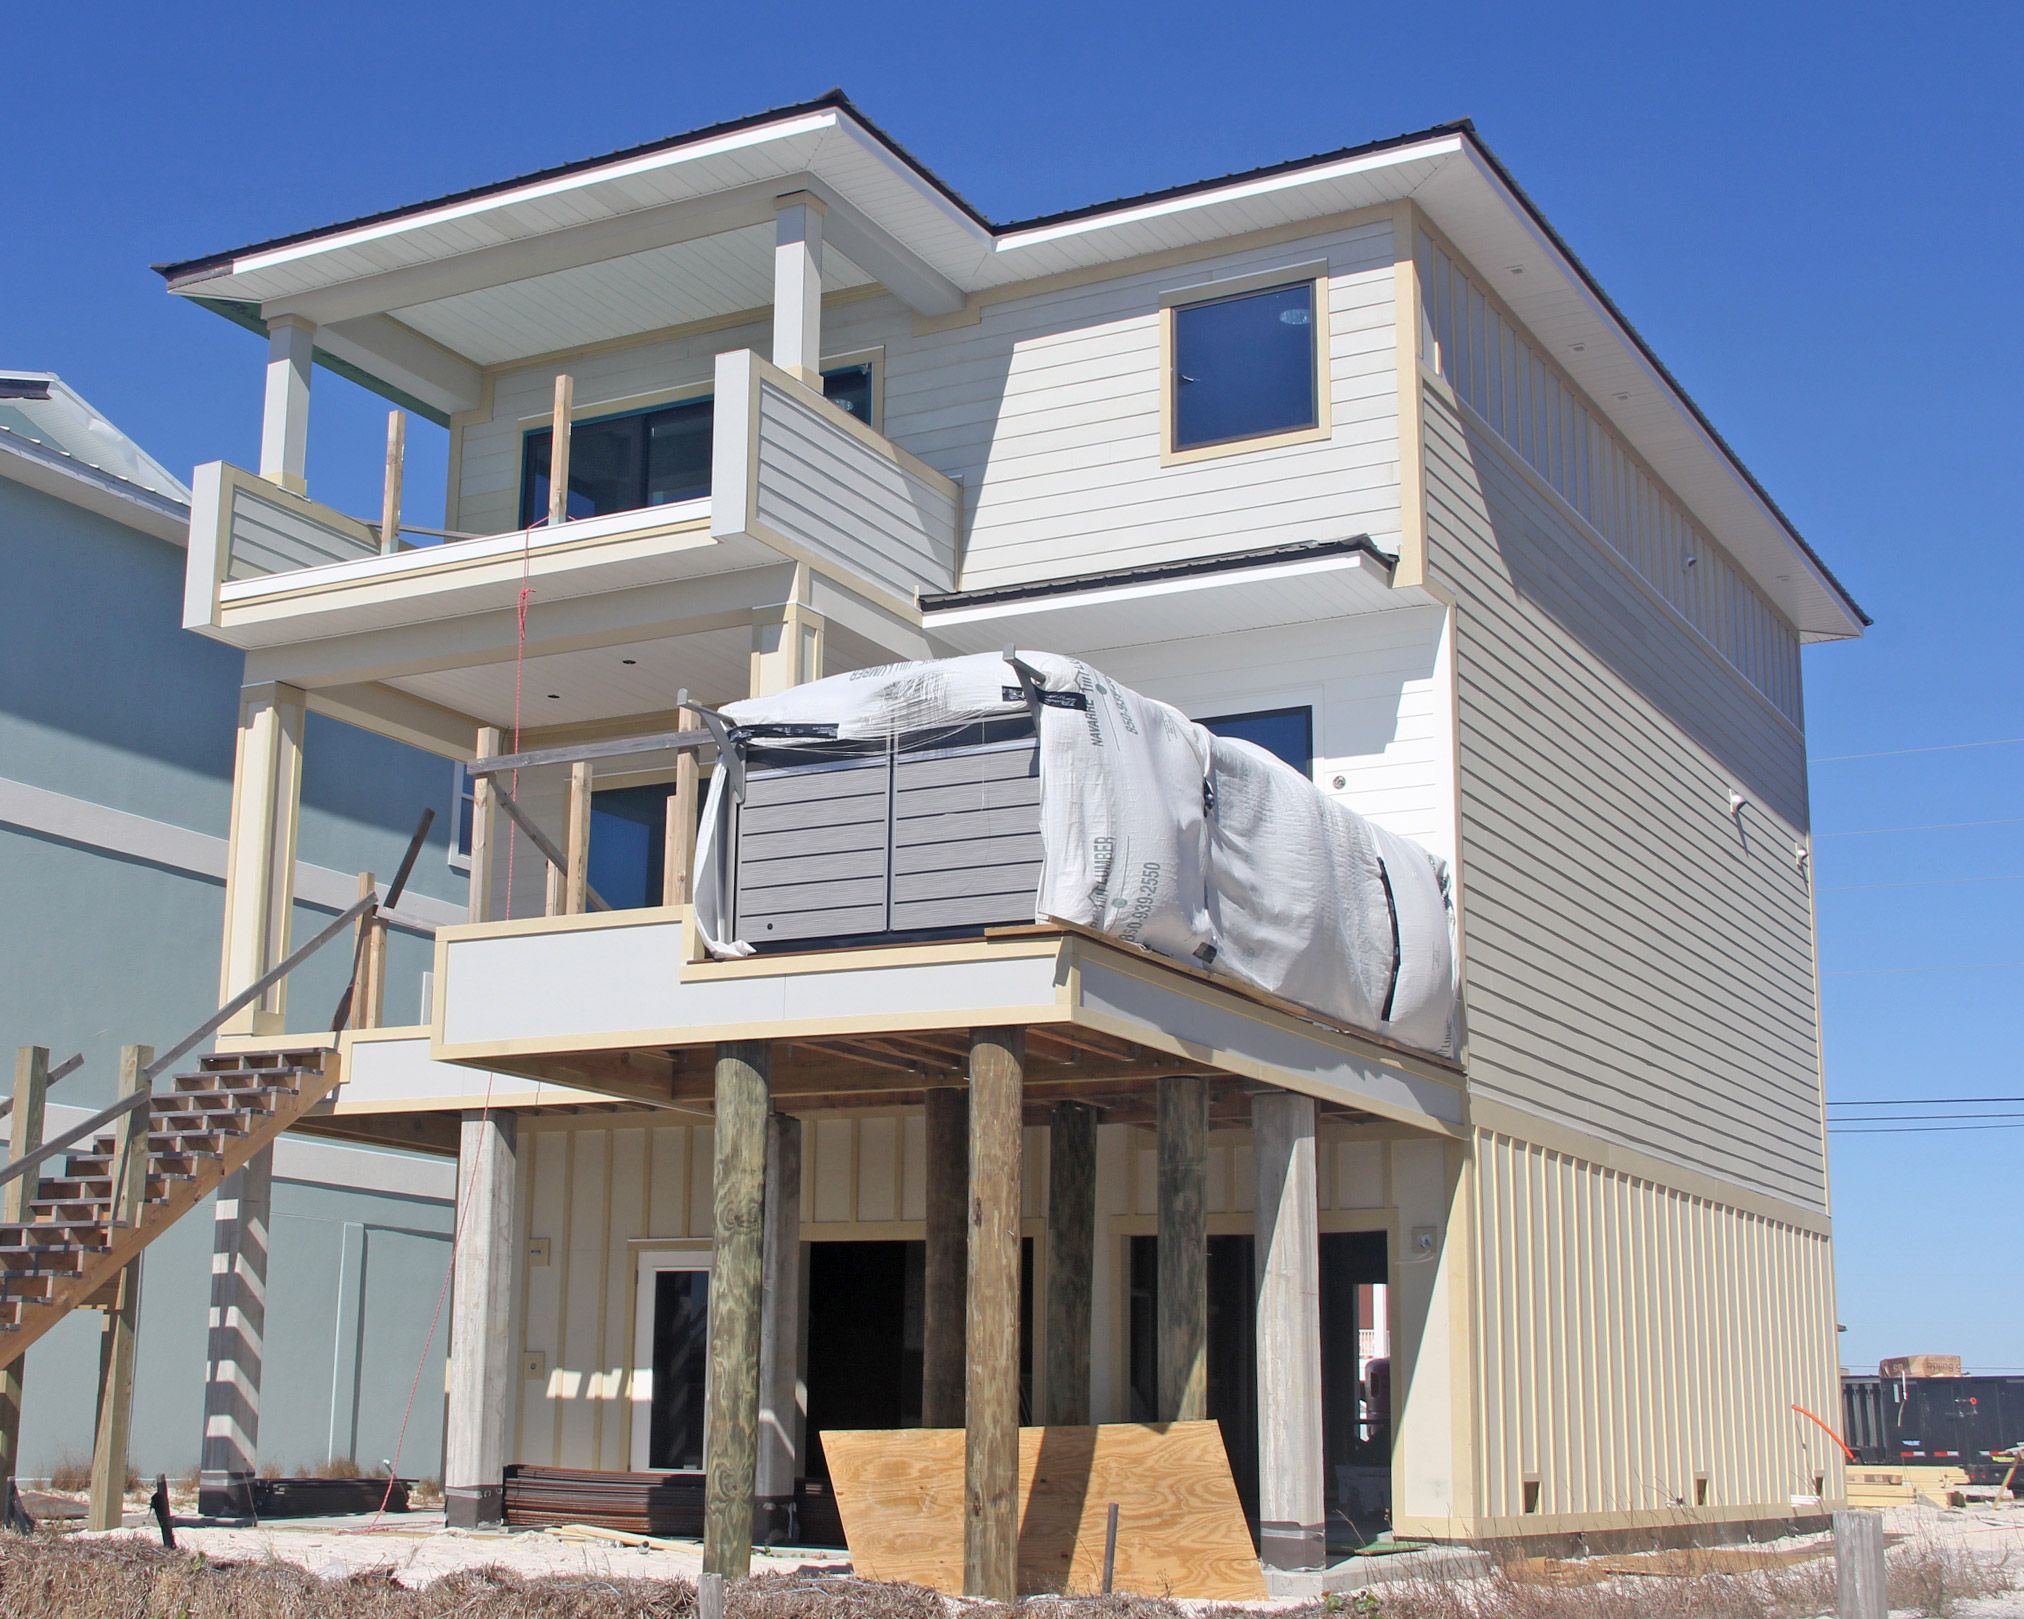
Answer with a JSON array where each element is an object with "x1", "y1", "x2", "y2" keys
[{"x1": 183, "y1": 348, "x2": 960, "y2": 649}]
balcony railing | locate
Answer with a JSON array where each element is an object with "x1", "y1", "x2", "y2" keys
[{"x1": 183, "y1": 350, "x2": 960, "y2": 637}]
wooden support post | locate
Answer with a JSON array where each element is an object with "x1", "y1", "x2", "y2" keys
[
  {"x1": 88, "y1": 1043, "x2": 151, "y2": 1532},
  {"x1": 0, "y1": 1048, "x2": 49, "y2": 1490},
  {"x1": 444, "y1": 1111, "x2": 518, "y2": 1527},
  {"x1": 1043, "y1": 1100, "x2": 1096, "y2": 1426},
  {"x1": 1157, "y1": 1075, "x2": 1209, "y2": 1423},
  {"x1": 1252, "y1": 1090, "x2": 1324, "y2": 1570},
  {"x1": 350, "y1": 872, "x2": 386, "y2": 1032},
  {"x1": 964, "y1": 1029, "x2": 1023, "y2": 1602},
  {"x1": 921, "y1": 1086, "x2": 968, "y2": 1429},
  {"x1": 379, "y1": 409, "x2": 405, "y2": 553},
  {"x1": 755, "y1": 1113, "x2": 803, "y2": 1544},
  {"x1": 1835, "y1": 1509, "x2": 1887, "y2": 1619},
  {"x1": 704, "y1": 1042, "x2": 770, "y2": 1579},
  {"x1": 469, "y1": 726, "x2": 501, "y2": 923},
  {"x1": 547, "y1": 374, "x2": 574, "y2": 529},
  {"x1": 198, "y1": 1146, "x2": 273, "y2": 1517},
  {"x1": 663, "y1": 706, "x2": 702, "y2": 907},
  {"x1": 564, "y1": 760, "x2": 593, "y2": 916}
]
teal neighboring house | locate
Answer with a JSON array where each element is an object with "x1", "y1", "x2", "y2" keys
[{"x1": 0, "y1": 371, "x2": 460, "y2": 1481}]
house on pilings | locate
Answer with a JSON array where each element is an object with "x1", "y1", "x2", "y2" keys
[{"x1": 142, "y1": 93, "x2": 1864, "y2": 1588}]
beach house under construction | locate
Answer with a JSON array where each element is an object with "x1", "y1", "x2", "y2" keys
[{"x1": 1, "y1": 93, "x2": 1866, "y2": 1593}]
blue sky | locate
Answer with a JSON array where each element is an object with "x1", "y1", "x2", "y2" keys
[{"x1": 10, "y1": 2, "x2": 2020, "y2": 1375}]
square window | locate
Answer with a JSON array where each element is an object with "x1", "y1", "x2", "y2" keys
[{"x1": 1170, "y1": 281, "x2": 1321, "y2": 453}]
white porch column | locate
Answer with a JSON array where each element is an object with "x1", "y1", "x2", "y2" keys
[
  {"x1": 755, "y1": 1113, "x2": 803, "y2": 1542},
  {"x1": 198, "y1": 1146, "x2": 274, "y2": 1517},
  {"x1": 772, "y1": 192, "x2": 827, "y2": 385},
  {"x1": 1252, "y1": 1090, "x2": 1325, "y2": 1571},
  {"x1": 750, "y1": 571, "x2": 826, "y2": 697},
  {"x1": 219, "y1": 681, "x2": 305, "y2": 1035},
  {"x1": 444, "y1": 1110, "x2": 518, "y2": 1527},
  {"x1": 259, "y1": 314, "x2": 316, "y2": 493}
]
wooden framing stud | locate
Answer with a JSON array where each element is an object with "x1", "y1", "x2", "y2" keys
[
  {"x1": 564, "y1": 760, "x2": 593, "y2": 916},
  {"x1": 963, "y1": 1028, "x2": 1023, "y2": 1601},
  {"x1": 663, "y1": 703, "x2": 702, "y2": 908},
  {"x1": 547, "y1": 374, "x2": 574, "y2": 530},
  {"x1": 379, "y1": 409, "x2": 405, "y2": 554}
]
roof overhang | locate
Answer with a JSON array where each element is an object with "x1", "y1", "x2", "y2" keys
[
  {"x1": 0, "y1": 428, "x2": 189, "y2": 545},
  {"x1": 156, "y1": 93, "x2": 1863, "y2": 637}
]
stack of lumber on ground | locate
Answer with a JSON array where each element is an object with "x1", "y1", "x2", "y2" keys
[
  {"x1": 502, "y1": 1466, "x2": 843, "y2": 1545},
  {"x1": 822, "y1": 1421, "x2": 1265, "y2": 1600},
  {"x1": 1846, "y1": 1465, "x2": 1971, "y2": 1508}
]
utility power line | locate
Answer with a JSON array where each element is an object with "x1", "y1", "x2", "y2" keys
[
  {"x1": 1811, "y1": 737, "x2": 2024, "y2": 764},
  {"x1": 1819, "y1": 874, "x2": 2024, "y2": 894},
  {"x1": 1814, "y1": 816, "x2": 2024, "y2": 839},
  {"x1": 1822, "y1": 962, "x2": 2024, "y2": 976},
  {"x1": 1831, "y1": 1121, "x2": 2024, "y2": 1134},
  {"x1": 1826, "y1": 1097, "x2": 2024, "y2": 1107}
]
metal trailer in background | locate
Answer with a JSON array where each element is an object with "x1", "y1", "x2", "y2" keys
[{"x1": 1842, "y1": 1374, "x2": 2024, "y2": 1485}]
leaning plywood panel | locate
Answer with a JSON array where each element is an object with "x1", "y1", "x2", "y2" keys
[{"x1": 822, "y1": 1422, "x2": 1266, "y2": 1600}]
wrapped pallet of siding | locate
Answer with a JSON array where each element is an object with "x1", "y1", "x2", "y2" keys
[{"x1": 693, "y1": 652, "x2": 1457, "y2": 1056}]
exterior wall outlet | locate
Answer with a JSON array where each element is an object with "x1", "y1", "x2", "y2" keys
[
  {"x1": 523, "y1": 1350, "x2": 547, "y2": 1379},
  {"x1": 527, "y1": 1237, "x2": 551, "y2": 1265},
  {"x1": 1411, "y1": 1225, "x2": 1437, "y2": 1256}
]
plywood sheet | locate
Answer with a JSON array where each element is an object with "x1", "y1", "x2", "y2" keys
[{"x1": 821, "y1": 1421, "x2": 1265, "y2": 1600}]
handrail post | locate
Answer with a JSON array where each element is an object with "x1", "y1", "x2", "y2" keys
[
  {"x1": 664, "y1": 704, "x2": 702, "y2": 907},
  {"x1": 379, "y1": 410, "x2": 405, "y2": 554},
  {"x1": 564, "y1": 761, "x2": 593, "y2": 916},
  {"x1": 469, "y1": 728, "x2": 501, "y2": 923},
  {"x1": 351, "y1": 872, "x2": 386, "y2": 1031},
  {"x1": 0, "y1": 1048, "x2": 50, "y2": 1490},
  {"x1": 547, "y1": 375, "x2": 574, "y2": 529},
  {"x1": 87, "y1": 1043, "x2": 151, "y2": 1532}
]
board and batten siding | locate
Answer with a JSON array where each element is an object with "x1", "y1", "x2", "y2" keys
[
  {"x1": 1423, "y1": 378, "x2": 1824, "y2": 1211},
  {"x1": 1468, "y1": 1131, "x2": 1842, "y2": 1525},
  {"x1": 506, "y1": 1110, "x2": 1413, "y2": 1471},
  {"x1": 455, "y1": 217, "x2": 1402, "y2": 592}
]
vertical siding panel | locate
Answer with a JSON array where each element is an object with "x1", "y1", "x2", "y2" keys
[
  {"x1": 857, "y1": 1116, "x2": 900, "y2": 1222},
  {"x1": 649, "y1": 1124, "x2": 686, "y2": 1236},
  {"x1": 519, "y1": 1129, "x2": 564, "y2": 1464},
  {"x1": 689, "y1": 1125, "x2": 714, "y2": 1238},
  {"x1": 599, "y1": 1125, "x2": 643, "y2": 1469}
]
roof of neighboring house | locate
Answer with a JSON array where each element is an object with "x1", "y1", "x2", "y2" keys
[{"x1": 0, "y1": 372, "x2": 191, "y2": 542}]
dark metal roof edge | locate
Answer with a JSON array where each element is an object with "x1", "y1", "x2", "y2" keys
[
  {"x1": 919, "y1": 536, "x2": 1390, "y2": 613},
  {"x1": 1457, "y1": 130, "x2": 1870, "y2": 630}
]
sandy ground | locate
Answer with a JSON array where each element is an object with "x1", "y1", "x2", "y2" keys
[{"x1": 61, "y1": 1496, "x2": 2024, "y2": 1612}]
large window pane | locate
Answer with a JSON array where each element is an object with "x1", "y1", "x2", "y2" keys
[
  {"x1": 520, "y1": 415, "x2": 644, "y2": 525},
  {"x1": 822, "y1": 364, "x2": 873, "y2": 425},
  {"x1": 648, "y1": 1267, "x2": 710, "y2": 1470},
  {"x1": 1172, "y1": 283, "x2": 1318, "y2": 451},
  {"x1": 645, "y1": 399, "x2": 713, "y2": 506},
  {"x1": 1202, "y1": 706, "x2": 1314, "y2": 776}
]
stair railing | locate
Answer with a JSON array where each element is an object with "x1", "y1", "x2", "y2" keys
[{"x1": 0, "y1": 808, "x2": 434, "y2": 1201}]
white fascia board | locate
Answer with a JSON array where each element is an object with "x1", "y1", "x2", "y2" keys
[
  {"x1": 990, "y1": 133, "x2": 1467, "y2": 255},
  {"x1": 226, "y1": 111, "x2": 843, "y2": 282},
  {"x1": 0, "y1": 432, "x2": 190, "y2": 546}
]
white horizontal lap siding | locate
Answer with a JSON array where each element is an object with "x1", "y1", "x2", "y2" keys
[
  {"x1": 228, "y1": 485, "x2": 376, "y2": 577},
  {"x1": 752, "y1": 380, "x2": 957, "y2": 597},
  {"x1": 882, "y1": 222, "x2": 1403, "y2": 589},
  {"x1": 1087, "y1": 609, "x2": 1452, "y2": 864},
  {"x1": 1471, "y1": 1135, "x2": 1841, "y2": 1521},
  {"x1": 1424, "y1": 385, "x2": 1824, "y2": 1209}
]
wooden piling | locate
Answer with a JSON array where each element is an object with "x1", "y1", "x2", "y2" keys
[
  {"x1": 921, "y1": 1086, "x2": 968, "y2": 1428},
  {"x1": 88, "y1": 1043, "x2": 151, "y2": 1531},
  {"x1": 963, "y1": 1029, "x2": 1023, "y2": 1601},
  {"x1": 1835, "y1": 1509, "x2": 1887, "y2": 1619},
  {"x1": 703, "y1": 1041, "x2": 771, "y2": 1579},
  {"x1": 0, "y1": 1048, "x2": 49, "y2": 1488},
  {"x1": 1043, "y1": 1100, "x2": 1097, "y2": 1426},
  {"x1": 1157, "y1": 1075, "x2": 1208, "y2": 1423}
]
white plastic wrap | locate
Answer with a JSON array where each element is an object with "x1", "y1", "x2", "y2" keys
[{"x1": 694, "y1": 651, "x2": 1456, "y2": 1055}]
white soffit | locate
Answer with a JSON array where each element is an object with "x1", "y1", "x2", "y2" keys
[{"x1": 923, "y1": 550, "x2": 1408, "y2": 657}]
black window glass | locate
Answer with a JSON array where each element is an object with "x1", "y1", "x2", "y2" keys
[
  {"x1": 1172, "y1": 283, "x2": 1318, "y2": 451},
  {"x1": 589, "y1": 783, "x2": 676, "y2": 910},
  {"x1": 519, "y1": 366, "x2": 876, "y2": 527},
  {"x1": 648, "y1": 1267, "x2": 710, "y2": 1470},
  {"x1": 1202, "y1": 706, "x2": 1314, "y2": 776}
]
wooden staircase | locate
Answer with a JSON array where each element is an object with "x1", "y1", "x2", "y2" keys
[{"x1": 0, "y1": 1048, "x2": 339, "y2": 1369}]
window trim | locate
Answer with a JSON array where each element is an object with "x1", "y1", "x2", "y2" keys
[{"x1": 1159, "y1": 263, "x2": 1332, "y2": 466}]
